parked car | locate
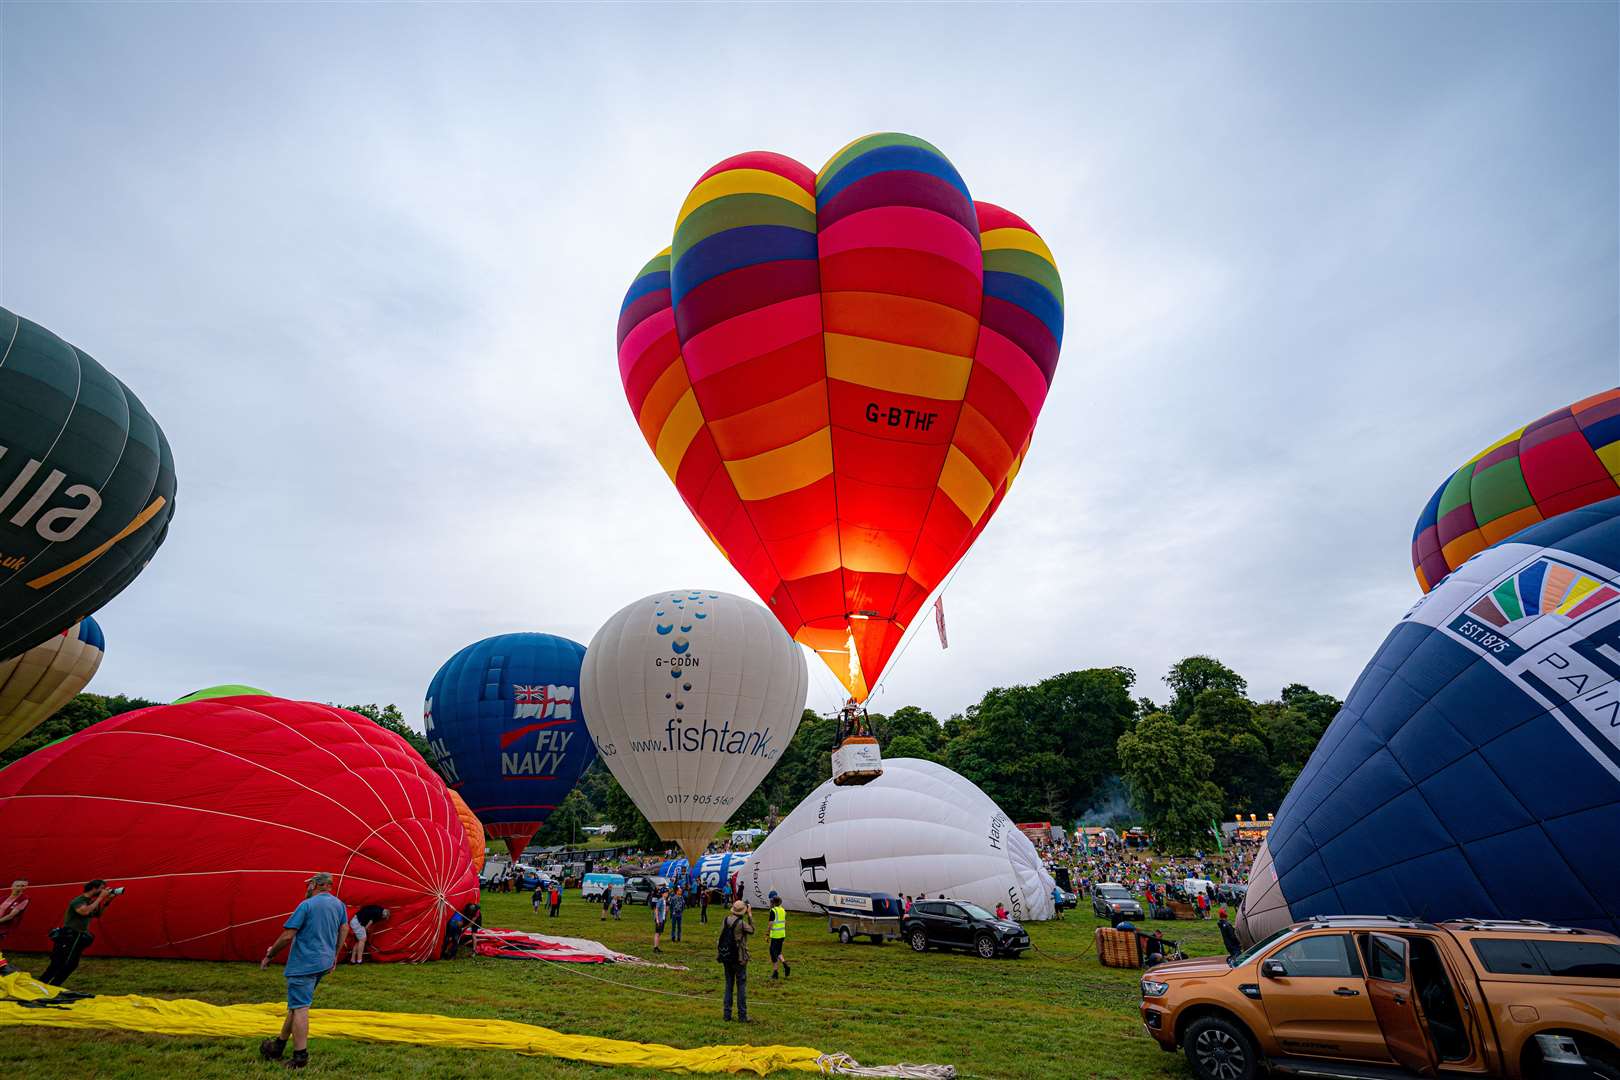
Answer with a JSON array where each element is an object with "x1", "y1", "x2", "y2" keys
[
  {"x1": 580, "y1": 873, "x2": 626, "y2": 902},
  {"x1": 1141, "y1": 915, "x2": 1620, "y2": 1080},
  {"x1": 624, "y1": 875, "x2": 671, "y2": 905},
  {"x1": 516, "y1": 865, "x2": 554, "y2": 892},
  {"x1": 1092, "y1": 882, "x2": 1145, "y2": 921},
  {"x1": 901, "y1": 898, "x2": 1030, "y2": 959}
]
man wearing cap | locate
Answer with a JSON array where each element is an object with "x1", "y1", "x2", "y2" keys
[
  {"x1": 767, "y1": 890, "x2": 791, "y2": 980},
  {"x1": 259, "y1": 873, "x2": 349, "y2": 1070},
  {"x1": 720, "y1": 899, "x2": 754, "y2": 1023}
]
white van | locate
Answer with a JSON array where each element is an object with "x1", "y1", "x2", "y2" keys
[{"x1": 581, "y1": 873, "x2": 626, "y2": 901}]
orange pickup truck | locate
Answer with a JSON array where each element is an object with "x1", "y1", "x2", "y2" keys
[{"x1": 1139, "y1": 915, "x2": 1619, "y2": 1080}]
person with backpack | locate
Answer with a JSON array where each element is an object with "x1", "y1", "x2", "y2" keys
[{"x1": 717, "y1": 899, "x2": 754, "y2": 1022}]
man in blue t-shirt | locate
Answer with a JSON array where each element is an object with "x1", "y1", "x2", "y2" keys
[{"x1": 258, "y1": 872, "x2": 350, "y2": 1070}]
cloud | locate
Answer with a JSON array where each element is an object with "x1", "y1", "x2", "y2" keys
[{"x1": 2, "y1": 3, "x2": 1614, "y2": 730}]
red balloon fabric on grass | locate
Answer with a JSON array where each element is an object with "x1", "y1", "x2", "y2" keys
[{"x1": 0, "y1": 695, "x2": 476, "y2": 963}]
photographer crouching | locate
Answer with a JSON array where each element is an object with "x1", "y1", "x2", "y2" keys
[{"x1": 41, "y1": 878, "x2": 122, "y2": 986}]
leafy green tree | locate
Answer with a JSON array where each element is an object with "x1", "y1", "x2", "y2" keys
[
  {"x1": 0, "y1": 692, "x2": 161, "y2": 769},
  {"x1": 593, "y1": 759, "x2": 661, "y2": 849},
  {"x1": 341, "y1": 703, "x2": 435, "y2": 767},
  {"x1": 732, "y1": 709, "x2": 835, "y2": 828},
  {"x1": 944, "y1": 667, "x2": 1137, "y2": 821},
  {"x1": 533, "y1": 788, "x2": 592, "y2": 846},
  {"x1": 870, "y1": 705, "x2": 945, "y2": 755},
  {"x1": 1164, "y1": 656, "x2": 1248, "y2": 720},
  {"x1": 1116, "y1": 712, "x2": 1223, "y2": 853},
  {"x1": 1280, "y1": 683, "x2": 1343, "y2": 737},
  {"x1": 884, "y1": 733, "x2": 938, "y2": 763}
]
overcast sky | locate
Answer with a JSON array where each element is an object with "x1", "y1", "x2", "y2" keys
[{"x1": 3, "y1": 3, "x2": 1615, "y2": 727}]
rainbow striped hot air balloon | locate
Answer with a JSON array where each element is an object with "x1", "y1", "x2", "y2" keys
[
  {"x1": 616, "y1": 133, "x2": 1063, "y2": 700},
  {"x1": 1412, "y1": 389, "x2": 1620, "y2": 592}
]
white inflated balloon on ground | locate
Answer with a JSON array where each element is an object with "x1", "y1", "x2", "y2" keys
[
  {"x1": 744, "y1": 758, "x2": 1056, "y2": 921},
  {"x1": 581, "y1": 589, "x2": 807, "y2": 863}
]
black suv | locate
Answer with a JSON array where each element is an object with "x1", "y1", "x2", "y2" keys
[
  {"x1": 901, "y1": 899, "x2": 1030, "y2": 959},
  {"x1": 1090, "y1": 882, "x2": 1144, "y2": 921}
]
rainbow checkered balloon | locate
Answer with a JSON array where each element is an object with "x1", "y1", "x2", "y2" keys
[{"x1": 1413, "y1": 389, "x2": 1620, "y2": 592}]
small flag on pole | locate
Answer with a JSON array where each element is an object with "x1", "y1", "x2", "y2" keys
[{"x1": 934, "y1": 596, "x2": 948, "y2": 649}]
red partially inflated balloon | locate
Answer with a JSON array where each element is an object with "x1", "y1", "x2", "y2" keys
[{"x1": 0, "y1": 695, "x2": 476, "y2": 963}]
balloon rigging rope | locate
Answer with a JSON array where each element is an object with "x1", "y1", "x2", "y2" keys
[
  {"x1": 866, "y1": 563, "x2": 967, "y2": 704},
  {"x1": 515, "y1": 952, "x2": 965, "y2": 1076}
]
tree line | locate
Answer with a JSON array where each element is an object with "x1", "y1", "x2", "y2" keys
[{"x1": 0, "y1": 656, "x2": 1341, "y2": 855}]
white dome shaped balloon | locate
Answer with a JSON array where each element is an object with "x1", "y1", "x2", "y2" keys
[
  {"x1": 742, "y1": 758, "x2": 1056, "y2": 922},
  {"x1": 582, "y1": 589, "x2": 807, "y2": 863}
]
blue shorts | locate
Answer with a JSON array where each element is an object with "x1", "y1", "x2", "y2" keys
[{"x1": 285, "y1": 972, "x2": 323, "y2": 1011}]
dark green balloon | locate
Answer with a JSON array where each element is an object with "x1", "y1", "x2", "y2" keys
[{"x1": 0, "y1": 307, "x2": 177, "y2": 659}]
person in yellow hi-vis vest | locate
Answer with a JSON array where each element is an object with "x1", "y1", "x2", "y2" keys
[{"x1": 766, "y1": 890, "x2": 791, "y2": 979}]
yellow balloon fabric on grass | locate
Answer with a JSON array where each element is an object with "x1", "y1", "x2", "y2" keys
[{"x1": 0, "y1": 973, "x2": 827, "y2": 1075}]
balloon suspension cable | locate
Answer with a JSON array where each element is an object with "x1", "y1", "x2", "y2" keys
[
  {"x1": 815, "y1": 1054, "x2": 956, "y2": 1079},
  {"x1": 866, "y1": 564, "x2": 967, "y2": 702}
]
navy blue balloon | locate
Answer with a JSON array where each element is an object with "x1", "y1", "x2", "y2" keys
[
  {"x1": 1242, "y1": 499, "x2": 1620, "y2": 942},
  {"x1": 424, "y1": 633, "x2": 595, "y2": 858}
]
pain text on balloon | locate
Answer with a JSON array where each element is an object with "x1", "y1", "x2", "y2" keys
[
  {"x1": 1440, "y1": 565, "x2": 1620, "y2": 777},
  {"x1": 654, "y1": 656, "x2": 700, "y2": 668}
]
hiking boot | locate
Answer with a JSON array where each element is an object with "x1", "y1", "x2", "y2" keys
[
  {"x1": 259, "y1": 1038, "x2": 286, "y2": 1061},
  {"x1": 783, "y1": 962, "x2": 791, "y2": 979},
  {"x1": 770, "y1": 970, "x2": 778, "y2": 979},
  {"x1": 284, "y1": 1050, "x2": 309, "y2": 1070}
]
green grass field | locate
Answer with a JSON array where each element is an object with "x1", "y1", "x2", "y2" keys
[{"x1": 2, "y1": 892, "x2": 1223, "y2": 1079}]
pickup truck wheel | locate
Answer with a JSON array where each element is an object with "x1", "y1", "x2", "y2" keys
[
  {"x1": 908, "y1": 929, "x2": 929, "y2": 952},
  {"x1": 1184, "y1": 1016, "x2": 1257, "y2": 1080},
  {"x1": 975, "y1": 934, "x2": 997, "y2": 959},
  {"x1": 838, "y1": 927, "x2": 853, "y2": 944}
]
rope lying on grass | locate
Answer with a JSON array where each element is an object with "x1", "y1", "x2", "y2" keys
[{"x1": 0, "y1": 972, "x2": 953, "y2": 1078}]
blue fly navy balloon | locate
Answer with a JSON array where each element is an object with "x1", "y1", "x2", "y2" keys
[
  {"x1": 1239, "y1": 499, "x2": 1620, "y2": 943},
  {"x1": 424, "y1": 633, "x2": 595, "y2": 858}
]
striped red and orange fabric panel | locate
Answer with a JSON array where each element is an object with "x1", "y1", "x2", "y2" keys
[
  {"x1": 1412, "y1": 387, "x2": 1620, "y2": 592},
  {"x1": 617, "y1": 133, "x2": 1064, "y2": 698}
]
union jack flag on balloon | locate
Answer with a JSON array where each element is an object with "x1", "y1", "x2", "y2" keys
[{"x1": 424, "y1": 633, "x2": 595, "y2": 859}]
